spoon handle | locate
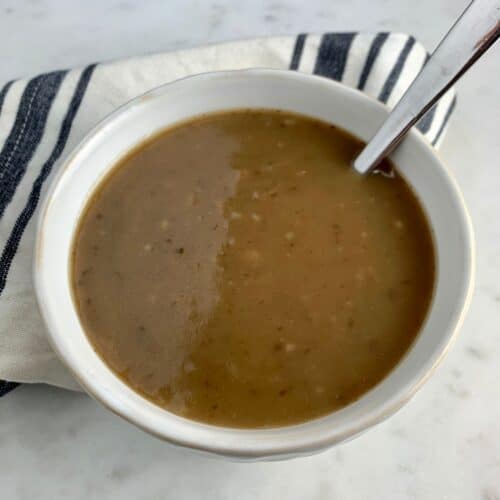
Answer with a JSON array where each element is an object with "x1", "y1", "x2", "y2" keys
[{"x1": 354, "y1": 0, "x2": 500, "y2": 175}]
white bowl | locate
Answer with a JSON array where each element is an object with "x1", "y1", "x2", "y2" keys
[{"x1": 34, "y1": 69, "x2": 474, "y2": 461}]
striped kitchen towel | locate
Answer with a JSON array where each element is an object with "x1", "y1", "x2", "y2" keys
[{"x1": 0, "y1": 32, "x2": 456, "y2": 396}]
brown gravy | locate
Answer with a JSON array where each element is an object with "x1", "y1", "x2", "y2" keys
[{"x1": 72, "y1": 110, "x2": 435, "y2": 428}]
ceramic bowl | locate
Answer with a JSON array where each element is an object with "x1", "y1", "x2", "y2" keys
[{"x1": 34, "y1": 69, "x2": 474, "y2": 461}]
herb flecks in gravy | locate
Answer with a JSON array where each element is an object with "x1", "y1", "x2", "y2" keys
[{"x1": 72, "y1": 110, "x2": 435, "y2": 428}]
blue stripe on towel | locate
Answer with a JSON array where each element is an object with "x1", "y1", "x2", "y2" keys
[
  {"x1": 357, "y1": 32, "x2": 389, "y2": 90},
  {"x1": 378, "y1": 35, "x2": 416, "y2": 103},
  {"x1": 0, "y1": 65, "x2": 96, "y2": 296},
  {"x1": 314, "y1": 33, "x2": 356, "y2": 81},
  {"x1": 289, "y1": 33, "x2": 306, "y2": 70},
  {"x1": 0, "y1": 72, "x2": 66, "y2": 219}
]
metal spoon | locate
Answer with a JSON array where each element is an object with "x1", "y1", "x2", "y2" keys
[{"x1": 353, "y1": 0, "x2": 500, "y2": 175}]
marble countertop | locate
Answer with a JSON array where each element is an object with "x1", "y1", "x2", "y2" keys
[{"x1": 1, "y1": 1, "x2": 499, "y2": 498}]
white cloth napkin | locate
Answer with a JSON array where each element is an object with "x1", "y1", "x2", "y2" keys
[{"x1": 0, "y1": 33, "x2": 456, "y2": 394}]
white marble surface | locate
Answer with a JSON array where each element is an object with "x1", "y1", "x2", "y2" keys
[{"x1": 1, "y1": 0, "x2": 499, "y2": 498}]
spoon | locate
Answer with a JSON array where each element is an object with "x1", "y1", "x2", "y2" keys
[{"x1": 354, "y1": 0, "x2": 500, "y2": 175}]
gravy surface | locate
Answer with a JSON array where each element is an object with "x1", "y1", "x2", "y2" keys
[{"x1": 72, "y1": 110, "x2": 435, "y2": 427}]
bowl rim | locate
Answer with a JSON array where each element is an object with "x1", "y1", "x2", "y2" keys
[{"x1": 33, "y1": 68, "x2": 475, "y2": 459}]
